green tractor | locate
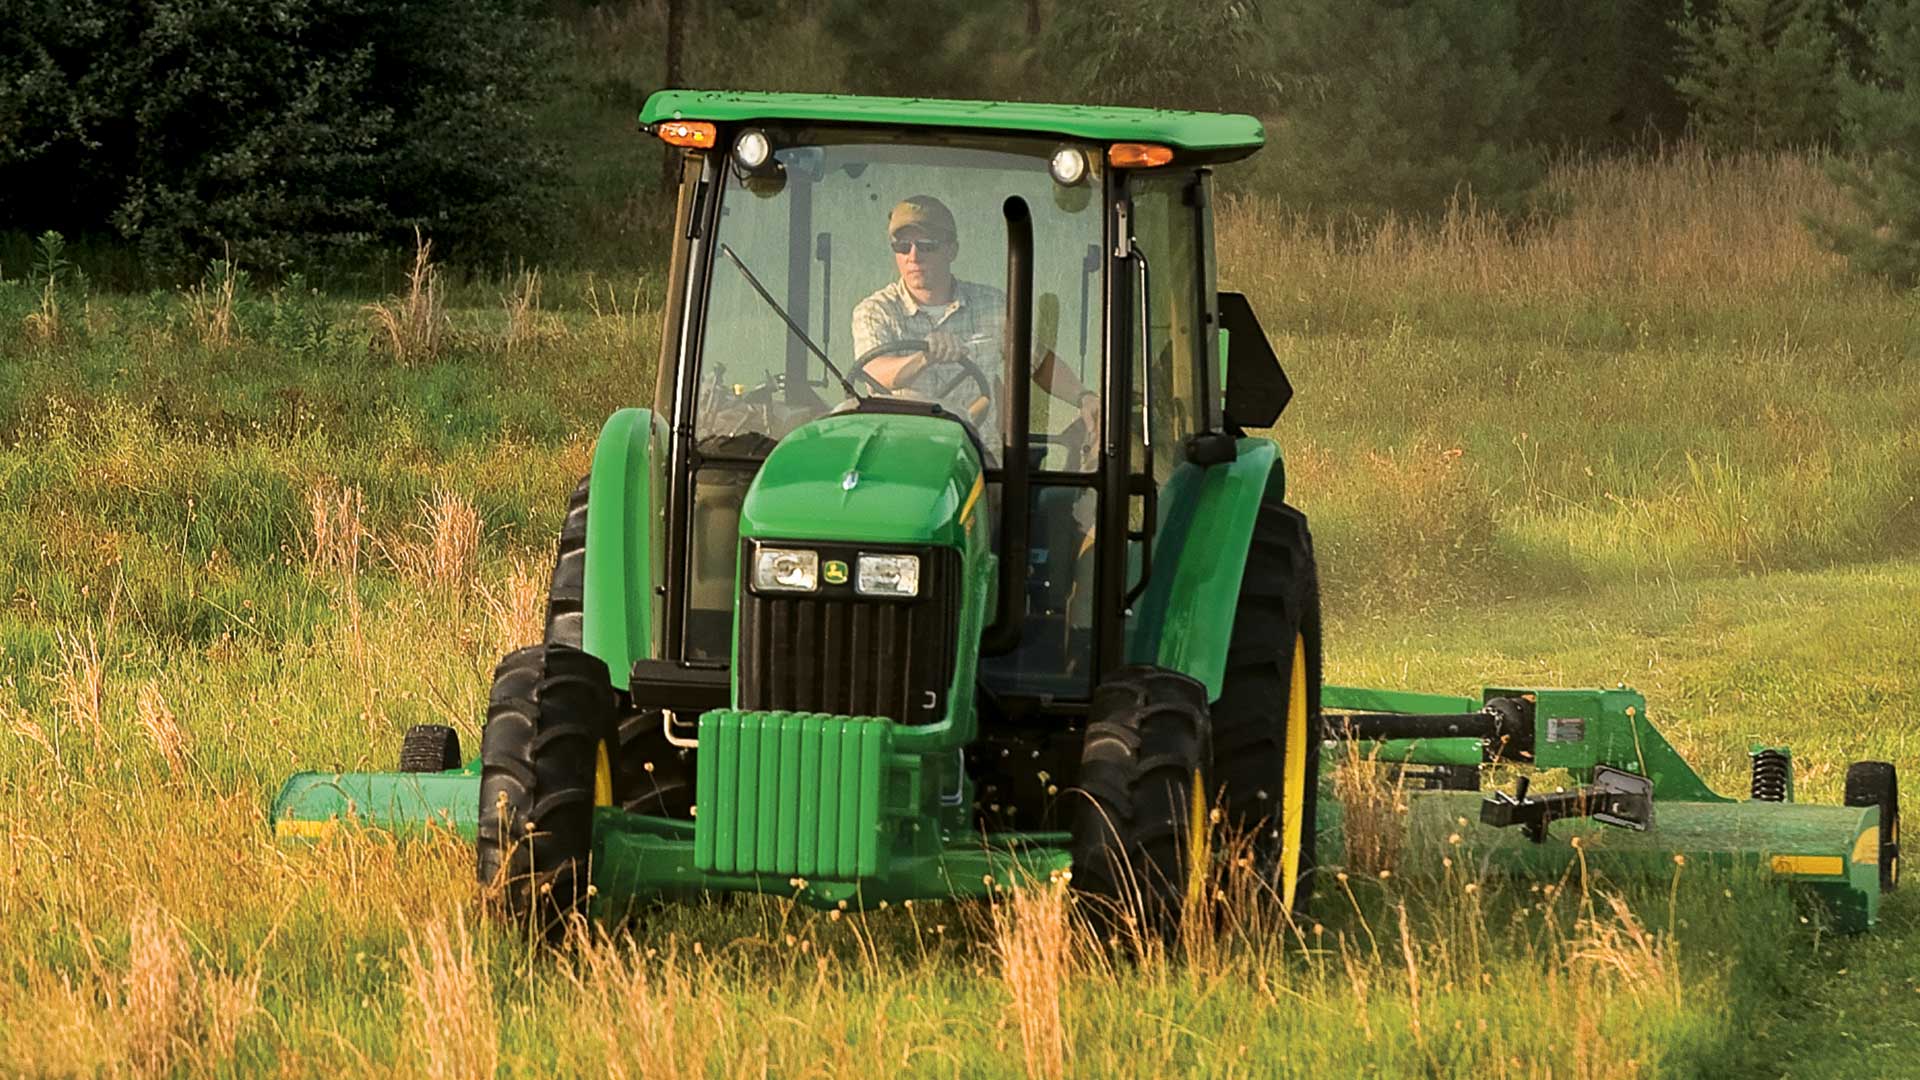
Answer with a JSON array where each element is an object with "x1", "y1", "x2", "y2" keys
[{"x1": 274, "y1": 91, "x2": 1899, "y2": 934}]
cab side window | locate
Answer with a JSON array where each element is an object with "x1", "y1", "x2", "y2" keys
[{"x1": 1127, "y1": 173, "x2": 1207, "y2": 484}]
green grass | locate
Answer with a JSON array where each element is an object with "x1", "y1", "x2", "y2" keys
[{"x1": 1, "y1": 149, "x2": 1917, "y2": 1076}]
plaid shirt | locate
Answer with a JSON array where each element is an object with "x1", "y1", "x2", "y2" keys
[{"x1": 852, "y1": 278, "x2": 1006, "y2": 440}]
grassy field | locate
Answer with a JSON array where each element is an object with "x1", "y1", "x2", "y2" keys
[{"x1": 1, "y1": 146, "x2": 1916, "y2": 1077}]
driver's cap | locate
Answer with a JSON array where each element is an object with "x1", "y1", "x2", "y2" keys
[{"x1": 888, "y1": 195, "x2": 957, "y2": 242}]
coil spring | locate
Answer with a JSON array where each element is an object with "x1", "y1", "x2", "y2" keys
[{"x1": 1750, "y1": 749, "x2": 1791, "y2": 802}]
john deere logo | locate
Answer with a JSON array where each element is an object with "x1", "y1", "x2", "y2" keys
[{"x1": 823, "y1": 560, "x2": 849, "y2": 585}]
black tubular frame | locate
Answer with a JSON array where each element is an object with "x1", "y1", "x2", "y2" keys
[{"x1": 980, "y1": 195, "x2": 1033, "y2": 657}]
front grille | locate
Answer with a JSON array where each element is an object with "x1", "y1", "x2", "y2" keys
[{"x1": 737, "y1": 542, "x2": 958, "y2": 724}]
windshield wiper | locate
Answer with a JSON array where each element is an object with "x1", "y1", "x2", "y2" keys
[{"x1": 717, "y1": 242, "x2": 862, "y2": 401}]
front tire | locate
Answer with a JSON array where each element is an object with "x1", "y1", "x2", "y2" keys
[
  {"x1": 1069, "y1": 665, "x2": 1213, "y2": 940},
  {"x1": 476, "y1": 644, "x2": 614, "y2": 934},
  {"x1": 543, "y1": 474, "x2": 695, "y2": 818}
]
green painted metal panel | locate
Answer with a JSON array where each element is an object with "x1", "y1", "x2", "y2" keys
[
  {"x1": 797, "y1": 722, "x2": 822, "y2": 876},
  {"x1": 817, "y1": 723, "x2": 843, "y2": 874},
  {"x1": 736, "y1": 713, "x2": 761, "y2": 870},
  {"x1": 739, "y1": 413, "x2": 984, "y2": 548},
  {"x1": 694, "y1": 723, "x2": 718, "y2": 868},
  {"x1": 1323, "y1": 685, "x2": 1482, "y2": 714},
  {"x1": 776, "y1": 715, "x2": 802, "y2": 871},
  {"x1": 756, "y1": 713, "x2": 781, "y2": 869},
  {"x1": 582, "y1": 408, "x2": 664, "y2": 691},
  {"x1": 858, "y1": 721, "x2": 884, "y2": 875},
  {"x1": 692, "y1": 710, "x2": 896, "y2": 879},
  {"x1": 837, "y1": 719, "x2": 862, "y2": 877},
  {"x1": 1401, "y1": 791, "x2": 1882, "y2": 930},
  {"x1": 1129, "y1": 437, "x2": 1279, "y2": 700},
  {"x1": 594, "y1": 809, "x2": 1074, "y2": 911},
  {"x1": 271, "y1": 770, "x2": 479, "y2": 841},
  {"x1": 710, "y1": 714, "x2": 729, "y2": 864},
  {"x1": 640, "y1": 90, "x2": 1263, "y2": 156},
  {"x1": 1489, "y1": 686, "x2": 1725, "y2": 802}
]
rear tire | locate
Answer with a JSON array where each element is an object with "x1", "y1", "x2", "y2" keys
[
  {"x1": 1845, "y1": 761, "x2": 1900, "y2": 893},
  {"x1": 1069, "y1": 665, "x2": 1212, "y2": 940},
  {"x1": 476, "y1": 644, "x2": 615, "y2": 934},
  {"x1": 1209, "y1": 500, "x2": 1322, "y2": 913},
  {"x1": 543, "y1": 474, "x2": 695, "y2": 819}
]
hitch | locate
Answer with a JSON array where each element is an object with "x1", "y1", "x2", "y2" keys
[{"x1": 1480, "y1": 765, "x2": 1655, "y2": 843}]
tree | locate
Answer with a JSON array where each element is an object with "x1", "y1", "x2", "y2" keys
[
  {"x1": 1670, "y1": 0, "x2": 1842, "y2": 149},
  {"x1": 1812, "y1": 0, "x2": 1920, "y2": 284},
  {"x1": 0, "y1": 0, "x2": 560, "y2": 276},
  {"x1": 1258, "y1": 0, "x2": 1546, "y2": 223},
  {"x1": 1519, "y1": 1, "x2": 1695, "y2": 148},
  {"x1": 1042, "y1": 0, "x2": 1274, "y2": 114}
]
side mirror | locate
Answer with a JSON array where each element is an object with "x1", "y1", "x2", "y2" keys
[{"x1": 1218, "y1": 291, "x2": 1291, "y2": 430}]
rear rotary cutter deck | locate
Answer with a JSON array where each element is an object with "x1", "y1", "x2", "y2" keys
[{"x1": 270, "y1": 90, "x2": 1899, "y2": 935}]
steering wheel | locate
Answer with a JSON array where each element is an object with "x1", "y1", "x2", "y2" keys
[{"x1": 852, "y1": 338, "x2": 996, "y2": 406}]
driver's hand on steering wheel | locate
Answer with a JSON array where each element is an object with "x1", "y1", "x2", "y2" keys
[{"x1": 923, "y1": 330, "x2": 969, "y2": 370}]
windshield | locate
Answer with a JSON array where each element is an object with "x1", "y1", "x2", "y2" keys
[{"x1": 694, "y1": 133, "x2": 1105, "y2": 470}]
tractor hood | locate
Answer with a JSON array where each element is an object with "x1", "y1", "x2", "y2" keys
[{"x1": 739, "y1": 412, "x2": 986, "y2": 548}]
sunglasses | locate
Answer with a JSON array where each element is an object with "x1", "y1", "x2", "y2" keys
[{"x1": 889, "y1": 237, "x2": 947, "y2": 255}]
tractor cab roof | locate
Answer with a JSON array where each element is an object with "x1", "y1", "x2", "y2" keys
[{"x1": 639, "y1": 90, "x2": 1265, "y2": 163}]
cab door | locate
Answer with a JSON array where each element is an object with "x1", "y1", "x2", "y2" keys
[{"x1": 1117, "y1": 168, "x2": 1227, "y2": 661}]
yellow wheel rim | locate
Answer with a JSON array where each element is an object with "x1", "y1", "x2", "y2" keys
[
  {"x1": 593, "y1": 740, "x2": 613, "y2": 808},
  {"x1": 1280, "y1": 633, "x2": 1309, "y2": 911}
]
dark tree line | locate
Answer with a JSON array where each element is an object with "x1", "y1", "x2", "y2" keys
[
  {"x1": 0, "y1": 0, "x2": 558, "y2": 274},
  {"x1": 4, "y1": 0, "x2": 1918, "y2": 282}
]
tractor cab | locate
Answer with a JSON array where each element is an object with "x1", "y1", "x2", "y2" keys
[{"x1": 626, "y1": 94, "x2": 1295, "y2": 841}]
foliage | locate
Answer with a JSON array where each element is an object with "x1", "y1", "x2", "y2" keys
[
  {"x1": 1813, "y1": 0, "x2": 1920, "y2": 285},
  {"x1": 0, "y1": 0, "x2": 562, "y2": 278},
  {"x1": 1255, "y1": 0, "x2": 1546, "y2": 223},
  {"x1": 1518, "y1": 1, "x2": 1696, "y2": 147},
  {"x1": 1041, "y1": 0, "x2": 1274, "y2": 113},
  {"x1": 1670, "y1": 0, "x2": 1842, "y2": 149}
]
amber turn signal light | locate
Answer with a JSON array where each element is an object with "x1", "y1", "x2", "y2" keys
[
  {"x1": 657, "y1": 120, "x2": 718, "y2": 148},
  {"x1": 1107, "y1": 142, "x2": 1174, "y2": 168}
]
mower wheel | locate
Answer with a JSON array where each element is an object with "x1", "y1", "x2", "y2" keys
[
  {"x1": 1845, "y1": 761, "x2": 1900, "y2": 893},
  {"x1": 1210, "y1": 499, "x2": 1322, "y2": 912},
  {"x1": 476, "y1": 643, "x2": 617, "y2": 935},
  {"x1": 398, "y1": 724, "x2": 462, "y2": 772},
  {"x1": 1070, "y1": 665, "x2": 1212, "y2": 940}
]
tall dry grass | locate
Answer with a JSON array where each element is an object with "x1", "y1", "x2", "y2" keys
[
  {"x1": 400, "y1": 912, "x2": 499, "y2": 1080},
  {"x1": 136, "y1": 680, "x2": 190, "y2": 782},
  {"x1": 306, "y1": 481, "x2": 367, "y2": 580},
  {"x1": 55, "y1": 625, "x2": 106, "y2": 764},
  {"x1": 1221, "y1": 142, "x2": 1858, "y2": 301},
  {"x1": 481, "y1": 556, "x2": 547, "y2": 654},
  {"x1": 368, "y1": 230, "x2": 448, "y2": 363},
  {"x1": 394, "y1": 489, "x2": 484, "y2": 599},
  {"x1": 501, "y1": 267, "x2": 548, "y2": 353},
  {"x1": 182, "y1": 260, "x2": 240, "y2": 347},
  {"x1": 992, "y1": 871, "x2": 1075, "y2": 1080}
]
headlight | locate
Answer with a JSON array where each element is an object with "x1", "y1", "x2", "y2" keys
[
  {"x1": 855, "y1": 553, "x2": 920, "y2": 598},
  {"x1": 1049, "y1": 145, "x2": 1087, "y2": 186},
  {"x1": 753, "y1": 547, "x2": 818, "y2": 592},
  {"x1": 734, "y1": 128, "x2": 771, "y2": 170}
]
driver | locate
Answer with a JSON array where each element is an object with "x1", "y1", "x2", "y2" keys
[{"x1": 851, "y1": 195, "x2": 1098, "y2": 458}]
